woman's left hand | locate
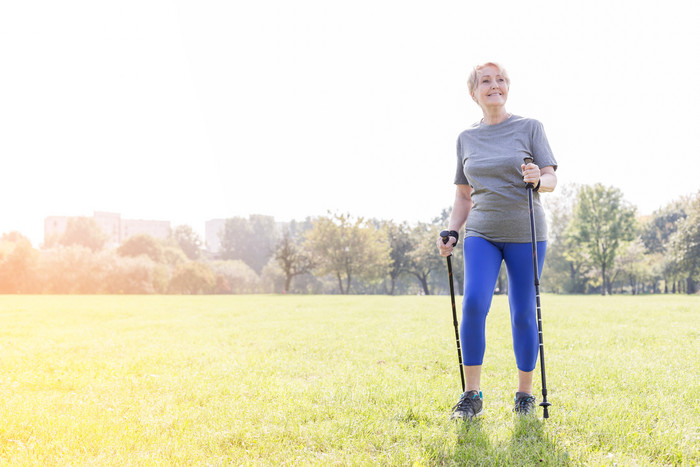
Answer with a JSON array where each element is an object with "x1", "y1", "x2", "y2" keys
[{"x1": 521, "y1": 162, "x2": 540, "y2": 186}]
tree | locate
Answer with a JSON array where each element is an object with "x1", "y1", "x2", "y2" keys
[
  {"x1": 640, "y1": 200, "x2": 688, "y2": 254},
  {"x1": 613, "y1": 239, "x2": 650, "y2": 294},
  {"x1": 542, "y1": 184, "x2": 588, "y2": 293},
  {"x1": 105, "y1": 254, "x2": 158, "y2": 294},
  {"x1": 172, "y1": 225, "x2": 202, "y2": 260},
  {"x1": 219, "y1": 215, "x2": 277, "y2": 274},
  {"x1": 37, "y1": 245, "x2": 106, "y2": 293},
  {"x1": 161, "y1": 245, "x2": 189, "y2": 267},
  {"x1": 219, "y1": 217, "x2": 251, "y2": 262},
  {"x1": 668, "y1": 192, "x2": 700, "y2": 294},
  {"x1": 568, "y1": 184, "x2": 637, "y2": 295},
  {"x1": 304, "y1": 213, "x2": 390, "y2": 294},
  {"x1": 274, "y1": 229, "x2": 315, "y2": 292},
  {"x1": 59, "y1": 217, "x2": 108, "y2": 252},
  {"x1": 640, "y1": 197, "x2": 690, "y2": 292},
  {"x1": 406, "y1": 222, "x2": 444, "y2": 295},
  {"x1": 378, "y1": 220, "x2": 413, "y2": 295},
  {"x1": 0, "y1": 232, "x2": 39, "y2": 293},
  {"x1": 117, "y1": 234, "x2": 165, "y2": 263}
]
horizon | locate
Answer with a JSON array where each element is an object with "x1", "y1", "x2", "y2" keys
[{"x1": 11, "y1": 183, "x2": 693, "y2": 249}]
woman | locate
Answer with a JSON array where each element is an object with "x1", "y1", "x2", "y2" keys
[{"x1": 436, "y1": 62, "x2": 558, "y2": 420}]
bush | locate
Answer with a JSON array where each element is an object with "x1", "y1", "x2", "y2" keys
[
  {"x1": 0, "y1": 234, "x2": 39, "y2": 293},
  {"x1": 209, "y1": 260, "x2": 260, "y2": 294},
  {"x1": 117, "y1": 234, "x2": 165, "y2": 263},
  {"x1": 104, "y1": 255, "x2": 158, "y2": 294},
  {"x1": 260, "y1": 262, "x2": 285, "y2": 293},
  {"x1": 37, "y1": 246, "x2": 107, "y2": 293},
  {"x1": 169, "y1": 262, "x2": 216, "y2": 294}
]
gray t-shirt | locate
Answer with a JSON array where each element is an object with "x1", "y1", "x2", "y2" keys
[{"x1": 454, "y1": 114, "x2": 557, "y2": 243}]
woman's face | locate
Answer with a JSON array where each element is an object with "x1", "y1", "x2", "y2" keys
[{"x1": 471, "y1": 65, "x2": 509, "y2": 110}]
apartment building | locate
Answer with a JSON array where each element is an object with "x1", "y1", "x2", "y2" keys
[
  {"x1": 205, "y1": 218, "x2": 226, "y2": 253},
  {"x1": 44, "y1": 212, "x2": 171, "y2": 248}
]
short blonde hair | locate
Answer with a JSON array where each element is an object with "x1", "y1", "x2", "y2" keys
[{"x1": 468, "y1": 62, "x2": 510, "y2": 92}]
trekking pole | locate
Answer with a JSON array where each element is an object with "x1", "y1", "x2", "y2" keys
[
  {"x1": 440, "y1": 231, "x2": 465, "y2": 392},
  {"x1": 523, "y1": 156, "x2": 552, "y2": 418}
]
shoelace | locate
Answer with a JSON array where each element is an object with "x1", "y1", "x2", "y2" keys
[
  {"x1": 453, "y1": 392, "x2": 480, "y2": 412},
  {"x1": 515, "y1": 395, "x2": 536, "y2": 412}
]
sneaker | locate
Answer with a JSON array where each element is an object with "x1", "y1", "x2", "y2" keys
[
  {"x1": 450, "y1": 390, "x2": 483, "y2": 420},
  {"x1": 513, "y1": 392, "x2": 536, "y2": 415}
]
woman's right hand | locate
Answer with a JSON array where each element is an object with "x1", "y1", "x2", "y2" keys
[{"x1": 437, "y1": 234, "x2": 457, "y2": 257}]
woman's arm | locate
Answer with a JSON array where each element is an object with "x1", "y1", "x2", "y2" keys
[
  {"x1": 448, "y1": 184, "x2": 474, "y2": 231},
  {"x1": 536, "y1": 166, "x2": 557, "y2": 193},
  {"x1": 437, "y1": 184, "x2": 473, "y2": 257},
  {"x1": 522, "y1": 164, "x2": 557, "y2": 193}
]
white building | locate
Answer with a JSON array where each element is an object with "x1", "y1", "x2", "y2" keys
[
  {"x1": 44, "y1": 212, "x2": 171, "y2": 248},
  {"x1": 205, "y1": 218, "x2": 226, "y2": 253}
]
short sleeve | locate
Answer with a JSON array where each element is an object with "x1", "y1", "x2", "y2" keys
[
  {"x1": 531, "y1": 121, "x2": 557, "y2": 171},
  {"x1": 454, "y1": 136, "x2": 469, "y2": 185}
]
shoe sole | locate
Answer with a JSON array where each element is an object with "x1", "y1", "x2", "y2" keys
[{"x1": 450, "y1": 407, "x2": 484, "y2": 421}]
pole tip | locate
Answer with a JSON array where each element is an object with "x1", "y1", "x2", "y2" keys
[{"x1": 540, "y1": 401, "x2": 551, "y2": 419}]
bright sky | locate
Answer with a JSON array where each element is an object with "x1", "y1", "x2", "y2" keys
[{"x1": 1, "y1": 0, "x2": 698, "y2": 247}]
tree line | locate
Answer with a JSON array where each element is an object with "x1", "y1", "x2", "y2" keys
[
  {"x1": 545, "y1": 184, "x2": 699, "y2": 295},
  {"x1": 0, "y1": 184, "x2": 698, "y2": 295}
]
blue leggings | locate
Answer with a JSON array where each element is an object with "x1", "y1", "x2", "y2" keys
[{"x1": 461, "y1": 236, "x2": 546, "y2": 372}]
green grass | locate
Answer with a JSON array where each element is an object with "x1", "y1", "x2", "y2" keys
[{"x1": 0, "y1": 294, "x2": 698, "y2": 465}]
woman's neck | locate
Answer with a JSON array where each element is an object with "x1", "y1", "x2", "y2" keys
[{"x1": 481, "y1": 109, "x2": 511, "y2": 125}]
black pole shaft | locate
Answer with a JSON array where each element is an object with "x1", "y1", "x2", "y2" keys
[
  {"x1": 446, "y1": 255, "x2": 465, "y2": 392},
  {"x1": 525, "y1": 182, "x2": 551, "y2": 418}
]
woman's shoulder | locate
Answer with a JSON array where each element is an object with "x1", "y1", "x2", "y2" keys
[
  {"x1": 458, "y1": 115, "x2": 545, "y2": 139},
  {"x1": 509, "y1": 115, "x2": 543, "y2": 127},
  {"x1": 456, "y1": 121, "x2": 482, "y2": 141},
  {"x1": 461, "y1": 120, "x2": 482, "y2": 132}
]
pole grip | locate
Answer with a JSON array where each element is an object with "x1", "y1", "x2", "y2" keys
[
  {"x1": 440, "y1": 231, "x2": 450, "y2": 244},
  {"x1": 523, "y1": 157, "x2": 534, "y2": 189},
  {"x1": 440, "y1": 230, "x2": 458, "y2": 257}
]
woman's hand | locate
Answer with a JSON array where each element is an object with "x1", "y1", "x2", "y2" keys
[
  {"x1": 521, "y1": 162, "x2": 540, "y2": 186},
  {"x1": 436, "y1": 234, "x2": 457, "y2": 257},
  {"x1": 521, "y1": 164, "x2": 557, "y2": 192}
]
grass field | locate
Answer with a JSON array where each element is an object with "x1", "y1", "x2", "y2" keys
[{"x1": 0, "y1": 294, "x2": 698, "y2": 466}]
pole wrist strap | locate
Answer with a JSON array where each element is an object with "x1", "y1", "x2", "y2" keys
[{"x1": 440, "y1": 230, "x2": 460, "y2": 243}]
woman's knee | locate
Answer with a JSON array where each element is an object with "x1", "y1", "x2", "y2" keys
[
  {"x1": 510, "y1": 304, "x2": 536, "y2": 330},
  {"x1": 463, "y1": 293, "x2": 492, "y2": 320}
]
